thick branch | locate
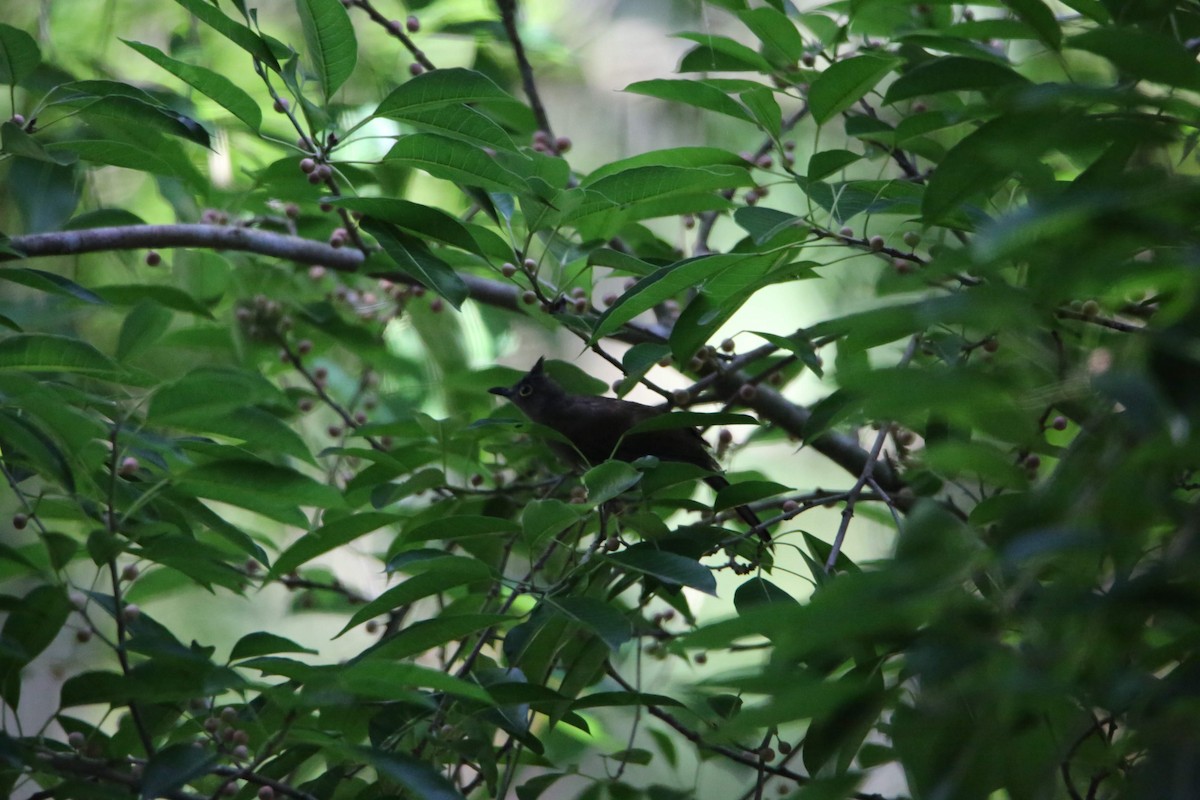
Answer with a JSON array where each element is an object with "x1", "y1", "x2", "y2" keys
[
  {"x1": 9, "y1": 224, "x2": 365, "y2": 270},
  {"x1": 7, "y1": 225, "x2": 901, "y2": 501}
]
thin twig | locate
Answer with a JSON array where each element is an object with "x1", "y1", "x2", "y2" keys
[{"x1": 824, "y1": 335, "x2": 919, "y2": 573}]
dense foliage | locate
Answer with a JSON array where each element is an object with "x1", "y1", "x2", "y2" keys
[{"x1": 2, "y1": 0, "x2": 1199, "y2": 798}]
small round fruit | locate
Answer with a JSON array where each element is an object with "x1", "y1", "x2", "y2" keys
[{"x1": 145, "y1": 250, "x2": 162, "y2": 267}]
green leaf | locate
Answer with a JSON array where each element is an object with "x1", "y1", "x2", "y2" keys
[
  {"x1": 367, "y1": 613, "x2": 511, "y2": 662},
  {"x1": 739, "y1": 87, "x2": 782, "y2": 138},
  {"x1": 137, "y1": 535, "x2": 246, "y2": 592},
  {"x1": 713, "y1": 480, "x2": 791, "y2": 512},
  {"x1": 94, "y1": 284, "x2": 212, "y2": 317},
  {"x1": 733, "y1": 577, "x2": 798, "y2": 611},
  {"x1": 229, "y1": 632, "x2": 318, "y2": 661},
  {"x1": 739, "y1": 8, "x2": 806, "y2": 63},
  {"x1": 336, "y1": 556, "x2": 491, "y2": 637},
  {"x1": 122, "y1": 39, "x2": 261, "y2": 131},
  {"x1": 676, "y1": 33, "x2": 773, "y2": 73},
  {"x1": 1002, "y1": 0, "x2": 1061, "y2": 51},
  {"x1": 67, "y1": 93, "x2": 210, "y2": 148},
  {"x1": 1069, "y1": 27, "x2": 1200, "y2": 91},
  {"x1": 177, "y1": 460, "x2": 344, "y2": 527},
  {"x1": 385, "y1": 133, "x2": 528, "y2": 192},
  {"x1": 116, "y1": 300, "x2": 172, "y2": 362},
  {"x1": 572, "y1": 691, "x2": 684, "y2": 710},
  {"x1": 139, "y1": 744, "x2": 219, "y2": 800},
  {"x1": 363, "y1": 219, "x2": 470, "y2": 309},
  {"x1": 149, "y1": 366, "x2": 285, "y2": 423},
  {"x1": 544, "y1": 597, "x2": 632, "y2": 650},
  {"x1": 0, "y1": 23, "x2": 39, "y2": 86},
  {"x1": 921, "y1": 111, "x2": 1057, "y2": 224},
  {"x1": 590, "y1": 254, "x2": 763, "y2": 343},
  {"x1": 808, "y1": 149, "x2": 862, "y2": 181},
  {"x1": 808, "y1": 54, "x2": 901, "y2": 124},
  {"x1": 170, "y1": 0, "x2": 279, "y2": 71},
  {"x1": 579, "y1": 164, "x2": 752, "y2": 205},
  {"x1": 520, "y1": 500, "x2": 584, "y2": 544},
  {"x1": 583, "y1": 461, "x2": 642, "y2": 506},
  {"x1": 374, "y1": 68, "x2": 518, "y2": 117},
  {"x1": 48, "y1": 139, "x2": 202, "y2": 185},
  {"x1": 355, "y1": 747, "x2": 467, "y2": 800},
  {"x1": 335, "y1": 198, "x2": 509, "y2": 259},
  {"x1": 0, "y1": 268, "x2": 105, "y2": 304},
  {"x1": 585, "y1": 147, "x2": 749, "y2": 184},
  {"x1": 401, "y1": 515, "x2": 520, "y2": 544},
  {"x1": 624, "y1": 79, "x2": 755, "y2": 123},
  {"x1": 296, "y1": 0, "x2": 357, "y2": 99},
  {"x1": 0, "y1": 122, "x2": 74, "y2": 164},
  {"x1": 337, "y1": 662, "x2": 492, "y2": 703},
  {"x1": 270, "y1": 512, "x2": 401, "y2": 578},
  {"x1": 0, "y1": 334, "x2": 122, "y2": 377},
  {"x1": 884, "y1": 56, "x2": 1030, "y2": 105},
  {"x1": 0, "y1": 586, "x2": 71, "y2": 668},
  {"x1": 609, "y1": 544, "x2": 717, "y2": 595},
  {"x1": 0, "y1": 410, "x2": 75, "y2": 493},
  {"x1": 400, "y1": 105, "x2": 517, "y2": 151}
]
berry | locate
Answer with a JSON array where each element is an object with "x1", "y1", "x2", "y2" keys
[
  {"x1": 259, "y1": 787, "x2": 275, "y2": 800},
  {"x1": 868, "y1": 235, "x2": 885, "y2": 251},
  {"x1": 122, "y1": 604, "x2": 141, "y2": 623},
  {"x1": 68, "y1": 732, "x2": 86, "y2": 750},
  {"x1": 555, "y1": 136, "x2": 572, "y2": 153},
  {"x1": 409, "y1": 63, "x2": 424, "y2": 77},
  {"x1": 1081, "y1": 299, "x2": 1100, "y2": 317},
  {"x1": 118, "y1": 456, "x2": 139, "y2": 477},
  {"x1": 387, "y1": 19, "x2": 403, "y2": 35},
  {"x1": 501, "y1": 262, "x2": 517, "y2": 277},
  {"x1": 300, "y1": 158, "x2": 316, "y2": 174},
  {"x1": 838, "y1": 226, "x2": 854, "y2": 238},
  {"x1": 903, "y1": 230, "x2": 921, "y2": 247},
  {"x1": 782, "y1": 499, "x2": 799, "y2": 513},
  {"x1": 718, "y1": 428, "x2": 734, "y2": 444},
  {"x1": 297, "y1": 339, "x2": 313, "y2": 356},
  {"x1": 1052, "y1": 415, "x2": 1068, "y2": 431},
  {"x1": 521, "y1": 290, "x2": 537, "y2": 305},
  {"x1": 145, "y1": 250, "x2": 162, "y2": 267},
  {"x1": 738, "y1": 383, "x2": 757, "y2": 401},
  {"x1": 429, "y1": 297, "x2": 445, "y2": 313},
  {"x1": 523, "y1": 257, "x2": 537, "y2": 272},
  {"x1": 406, "y1": 15, "x2": 420, "y2": 33},
  {"x1": 12, "y1": 513, "x2": 28, "y2": 530},
  {"x1": 75, "y1": 628, "x2": 92, "y2": 643},
  {"x1": 273, "y1": 98, "x2": 288, "y2": 113},
  {"x1": 121, "y1": 563, "x2": 139, "y2": 581}
]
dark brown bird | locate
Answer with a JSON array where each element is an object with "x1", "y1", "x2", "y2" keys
[{"x1": 489, "y1": 358, "x2": 766, "y2": 539}]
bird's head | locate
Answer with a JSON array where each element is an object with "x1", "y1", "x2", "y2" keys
[{"x1": 488, "y1": 357, "x2": 565, "y2": 421}]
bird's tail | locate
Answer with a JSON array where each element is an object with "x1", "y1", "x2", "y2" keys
[{"x1": 704, "y1": 475, "x2": 769, "y2": 542}]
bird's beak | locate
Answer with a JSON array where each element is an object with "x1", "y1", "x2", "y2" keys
[{"x1": 488, "y1": 386, "x2": 512, "y2": 397}]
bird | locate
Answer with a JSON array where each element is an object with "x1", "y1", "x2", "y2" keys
[{"x1": 489, "y1": 357, "x2": 767, "y2": 540}]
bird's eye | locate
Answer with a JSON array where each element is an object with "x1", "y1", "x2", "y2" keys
[{"x1": 518, "y1": 384, "x2": 533, "y2": 397}]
